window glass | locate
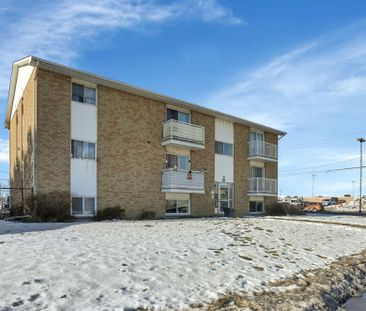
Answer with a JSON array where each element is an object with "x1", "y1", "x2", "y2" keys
[
  {"x1": 72, "y1": 197, "x2": 83, "y2": 214},
  {"x1": 177, "y1": 200, "x2": 189, "y2": 213},
  {"x1": 84, "y1": 87, "x2": 96, "y2": 105},
  {"x1": 72, "y1": 83, "x2": 84, "y2": 103},
  {"x1": 223, "y1": 143, "x2": 233, "y2": 156},
  {"x1": 166, "y1": 154, "x2": 178, "y2": 169},
  {"x1": 167, "y1": 108, "x2": 178, "y2": 121},
  {"x1": 179, "y1": 156, "x2": 190, "y2": 170},
  {"x1": 178, "y1": 112, "x2": 190, "y2": 123},
  {"x1": 250, "y1": 201, "x2": 263, "y2": 213},
  {"x1": 85, "y1": 143, "x2": 96, "y2": 160},
  {"x1": 215, "y1": 141, "x2": 223, "y2": 154},
  {"x1": 250, "y1": 132, "x2": 264, "y2": 141},
  {"x1": 251, "y1": 167, "x2": 263, "y2": 178},
  {"x1": 71, "y1": 140, "x2": 84, "y2": 159},
  {"x1": 166, "y1": 200, "x2": 177, "y2": 214},
  {"x1": 84, "y1": 197, "x2": 95, "y2": 214}
]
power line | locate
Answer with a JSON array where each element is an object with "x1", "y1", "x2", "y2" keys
[
  {"x1": 281, "y1": 157, "x2": 358, "y2": 173},
  {"x1": 281, "y1": 130, "x2": 366, "y2": 150},
  {"x1": 280, "y1": 165, "x2": 366, "y2": 177}
]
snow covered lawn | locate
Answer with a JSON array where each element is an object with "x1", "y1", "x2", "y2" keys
[{"x1": 1, "y1": 217, "x2": 366, "y2": 310}]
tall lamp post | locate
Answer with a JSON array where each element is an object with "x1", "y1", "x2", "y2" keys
[{"x1": 357, "y1": 138, "x2": 365, "y2": 213}]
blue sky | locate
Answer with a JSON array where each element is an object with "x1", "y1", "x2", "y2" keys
[{"x1": 1, "y1": 0, "x2": 366, "y2": 196}]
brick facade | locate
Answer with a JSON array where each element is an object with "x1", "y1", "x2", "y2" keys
[
  {"x1": 97, "y1": 85, "x2": 166, "y2": 219},
  {"x1": 7, "y1": 60, "x2": 281, "y2": 218},
  {"x1": 190, "y1": 111, "x2": 215, "y2": 217},
  {"x1": 36, "y1": 69, "x2": 71, "y2": 194},
  {"x1": 234, "y1": 123, "x2": 250, "y2": 216}
]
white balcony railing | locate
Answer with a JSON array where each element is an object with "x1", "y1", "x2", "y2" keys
[
  {"x1": 248, "y1": 141, "x2": 277, "y2": 160},
  {"x1": 162, "y1": 168, "x2": 205, "y2": 193},
  {"x1": 248, "y1": 177, "x2": 278, "y2": 195},
  {"x1": 162, "y1": 119, "x2": 205, "y2": 147}
]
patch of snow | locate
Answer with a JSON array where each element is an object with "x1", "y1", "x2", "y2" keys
[{"x1": 1, "y1": 217, "x2": 366, "y2": 310}]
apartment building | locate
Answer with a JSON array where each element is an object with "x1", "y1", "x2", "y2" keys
[{"x1": 5, "y1": 56, "x2": 286, "y2": 218}]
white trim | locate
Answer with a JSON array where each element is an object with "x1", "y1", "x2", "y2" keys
[
  {"x1": 162, "y1": 188, "x2": 204, "y2": 194},
  {"x1": 247, "y1": 155, "x2": 278, "y2": 162},
  {"x1": 162, "y1": 139, "x2": 205, "y2": 150}
]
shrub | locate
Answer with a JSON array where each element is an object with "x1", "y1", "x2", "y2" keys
[
  {"x1": 265, "y1": 203, "x2": 287, "y2": 216},
  {"x1": 96, "y1": 206, "x2": 125, "y2": 221},
  {"x1": 26, "y1": 191, "x2": 72, "y2": 222},
  {"x1": 286, "y1": 204, "x2": 305, "y2": 215},
  {"x1": 141, "y1": 210, "x2": 156, "y2": 220},
  {"x1": 9, "y1": 204, "x2": 24, "y2": 217}
]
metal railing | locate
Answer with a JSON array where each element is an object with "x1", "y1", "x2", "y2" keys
[
  {"x1": 162, "y1": 168, "x2": 205, "y2": 192},
  {"x1": 248, "y1": 177, "x2": 277, "y2": 195},
  {"x1": 162, "y1": 119, "x2": 205, "y2": 146},
  {"x1": 248, "y1": 141, "x2": 277, "y2": 159}
]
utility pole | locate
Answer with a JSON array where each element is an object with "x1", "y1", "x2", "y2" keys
[
  {"x1": 352, "y1": 180, "x2": 356, "y2": 198},
  {"x1": 311, "y1": 174, "x2": 316, "y2": 197},
  {"x1": 357, "y1": 138, "x2": 365, "y2": 213}
]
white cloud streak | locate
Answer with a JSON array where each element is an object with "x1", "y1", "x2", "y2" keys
[
  {"x1": 0, "y1": 0, "x2": 243, "y2": 96},
  {"x1": 205, "y1": 21, "x2": 366, "y2": 130}
]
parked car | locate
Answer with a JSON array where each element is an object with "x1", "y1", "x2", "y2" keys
[{"x1": 321, "y1": 199, "x2": 331, "y2": 207}]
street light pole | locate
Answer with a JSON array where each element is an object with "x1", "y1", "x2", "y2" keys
[
  {"x1": 311, "y1": 174, "x2": 316, "y2": 197},
  {"x1": 357, "y1": 138, "x2": 365, "y2": 213}
]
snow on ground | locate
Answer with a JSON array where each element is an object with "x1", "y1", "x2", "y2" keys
[
  {"x1": 1, "y1": 217, "x2": 366, "y2": 310},
  {"x1": 272, "y1": 214, "x2": 366, "y2": 226}
]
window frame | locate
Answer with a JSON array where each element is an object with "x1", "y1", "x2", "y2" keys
[
  {"x1": 249, "y1": 201, "x2": 264, "y2": 214},
  {"x1": 215, "y1": 141, "x2": 233, "y2": 156},
  {"x1": 72, "y1": 196, "x2": 96, "y2": 216},
  {"x1": 71, "y1": 140, "x2": 96, "y2": 160},
  {"x1": 72, "y1": 82, "x2": 97, "y2": 106},
  {"x1": 249, "y1": 131, "x2": 264, "y2": 142},
  {"x1": 166, "y1": 108, "x2": 191, "y2": 124},
  {"x1": 165, "y1": 153, "x2": 190, "y2": 170},
  {"x1": 165, "y1": 199, "x2": 191, "y2": 215}
]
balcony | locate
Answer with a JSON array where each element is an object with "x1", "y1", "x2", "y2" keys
[
  {"x1": 162, "y1": 119, "x2": 205, "y2": 150},
  {"x1": 248, "y1": 177, "x2": 278, "y2": 196},
  {"x1": 248, "y1": 141, "x2": 277, "y2": 161},
  {"x1": 162, "y1": 168, "x2": 205, "y2": 194}
]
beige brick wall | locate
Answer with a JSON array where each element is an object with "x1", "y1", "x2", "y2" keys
[
  {"x1": 190, "y1": 111, "x2": 215, "y2": 217},
  {"x1": 36, "y1": 69, "x2": 71, "y2": 194},
  {"x1": 234, "y1": 123, "x2": 250, "y2": 216},
  {"x1": 9, "y1": 69, "x2": 36, "y2": 206},
  {"x1": 97, "y1": 85, "x2": 166, "y2": 219}
]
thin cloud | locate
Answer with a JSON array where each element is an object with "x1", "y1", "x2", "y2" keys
[
  {"x1": 0, "y1": 0, "x2": 244, "y2": 97},
  {"x1": 204, "y1": 20, "x2": 366, "y2": 130},
  {"x1": 0, "y1": 139, "x2": 9, "y2": 163}
]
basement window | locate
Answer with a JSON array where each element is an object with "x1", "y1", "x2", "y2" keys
[
  {"x1": 166, "y1": 200, "x2": 190, "y2": 215},
  {"x1": 72, "y1": 197, "x2": 96, "y2": 215},
  {"x1": 250, "y1": 201, "x2": 264, "y2": 213},
  {"x1": 71, "y1": 140, "x2": 96, "y2": 160},
  {"x1": 72, "y1": 83, "x2": 96, "y2": 105}
]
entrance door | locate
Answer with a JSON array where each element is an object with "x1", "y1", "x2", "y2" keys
[{"x1": 215, "y1": 182, "x2": 233, "y2": 214}]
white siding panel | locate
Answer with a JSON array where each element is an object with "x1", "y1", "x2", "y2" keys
[
  {"x1": 215, "y1": 119, "x2": 234, "y2": 143},
  {"x1": 11, "y1": 65, "x2": 34, "y2": 119},
  {"x1": 71, "y1": 101, "x2": 97, "y2": 142},
  {"x1": 71, "y1": 159, "x2": 97, "y2": 196},
  {"x1": 215, "y1": 154, "x2": 234, "y2": 182}
]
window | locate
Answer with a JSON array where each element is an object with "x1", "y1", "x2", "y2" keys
[
  {"x1": 215, "y1": 141, "x2": 233, "y2": 156},
  {"x1": 250, "y1": 131, "x2": 264, "y2": 142},
  {"x1": 251, "y1": 167, "x2": 263, "y2": 178},
  {"x1": 250, "y1": 201, "x2": 264, "y2": 213},
  {"x1": 167, "y1": 108, "x2": 190, "y2": 123},
  {"x1": 72, "y1": 83, "x2": 96, "y2": 105},
  {"x1": 72, "y1": 197, "x2": 83, "y2": 215},
  {"x1": 71, "y1": 140, "x2": 96, "y2": 160},
  {"x1": 166, "y1": 154, "x2": 190, "y2": 170},
  {"x1": 72, "y1": 197, "x2": 96, "y2": 215},
  {"x1": 166, "y1": 200, "x2": 190, "y2": 214}
]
